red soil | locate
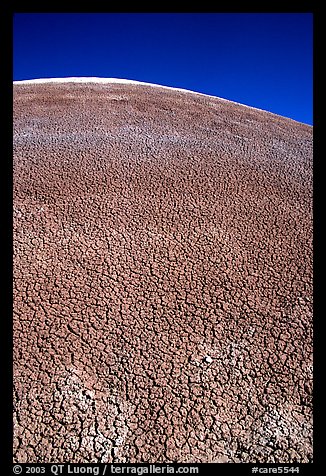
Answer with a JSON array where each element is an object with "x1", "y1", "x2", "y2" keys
[{"x1": 13, "y1": 82, "x2": 313, "y2": 463}]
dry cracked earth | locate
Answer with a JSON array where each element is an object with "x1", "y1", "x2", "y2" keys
[{"x1": 13, "y1": 81, "x2": 313, "y2": 464}]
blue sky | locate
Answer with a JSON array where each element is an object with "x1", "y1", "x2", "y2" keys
[{"x1": 13, "y1": 13, "x2": 313, "y2": 125}]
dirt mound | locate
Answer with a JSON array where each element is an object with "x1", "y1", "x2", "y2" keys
[{"x1": 13, "y1": 81, "x2": 313, "y2": 463}]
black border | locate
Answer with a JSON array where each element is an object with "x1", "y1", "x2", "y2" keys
[{"x1": 1, "y1": 1, "x2": 14, "y2": 472}]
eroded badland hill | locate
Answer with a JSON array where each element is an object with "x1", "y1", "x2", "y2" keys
[{"x1": 13, "y1": 81, "x2": 313, "y2": 463}]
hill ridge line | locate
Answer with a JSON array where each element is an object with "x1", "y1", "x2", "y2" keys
[{"x1": 13, "y1": 76, "x2": 294, "y2": 122}]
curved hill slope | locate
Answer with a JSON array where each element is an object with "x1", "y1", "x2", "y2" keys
[{"x1": 13, "y1": 79, "x2": 313, "y2": 463}]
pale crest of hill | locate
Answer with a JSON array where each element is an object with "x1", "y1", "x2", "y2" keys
[{"x1": 13, "y1": 77, "x2": 279, "y2": 119}]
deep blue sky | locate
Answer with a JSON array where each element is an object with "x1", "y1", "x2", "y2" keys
[{"x1": 13, "y1": 13, "x2": 313, "y2": 124}]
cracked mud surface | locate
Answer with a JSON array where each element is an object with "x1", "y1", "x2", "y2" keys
[{"x1": 13, "y1": 82, "x2": 313, "y2": 463}]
